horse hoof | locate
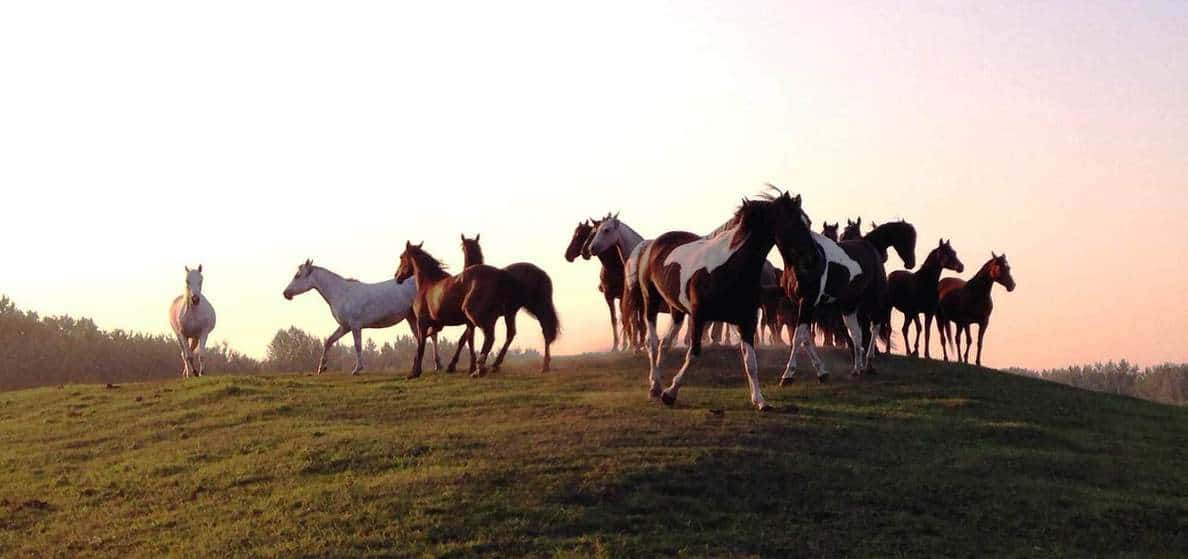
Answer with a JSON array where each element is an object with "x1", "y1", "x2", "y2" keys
[
  {"x1": 648, "y1": 386, "x2": 662, "y2": 399},
  {"x1": 757, "y1": 403, "x2": 773, "y2": 412},
  {"x1": 469, "y1": 371, "x2": 481, "y2": 378},
  {"x1": 779, "y1": 377, "x2": 795, "y2": 387},
  {"x1": 864, "y1": 367, "x2": 878, "y2": 376},
  {"x1": 490, "y1": 366, "x2": 501, "y2": 374},
  {"x1": 660, "y1": 391, "x2": 677, "y2": 407},
  {"x1": 405, "y1": 372, "x2": 421, "y2": 380},
  {"x1": 817, "y1": 374, "x2": 830, "y2": 384}
]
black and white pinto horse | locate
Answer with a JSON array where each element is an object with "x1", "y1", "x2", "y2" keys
[
  {"x1": 638, "y1": 191, "x2": 813, "y2": 411},
  {"x1": 778, "y1": 220, "x2": 917, "y2": 383}
]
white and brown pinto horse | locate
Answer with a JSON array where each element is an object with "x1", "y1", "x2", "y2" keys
[
  {"x1": 169, "y1": 265, "x2": 216, "y2": 378},
  {"x1": 638, "y1": 191, "x2": 812, "y2": 411},
  {"x1": 779, "y1": 221, "x2": 916, "y2": 383}
]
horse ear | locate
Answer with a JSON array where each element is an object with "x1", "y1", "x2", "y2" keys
[
  {"x1": 416, "y1": 241, "x2": 424, "y2": 248},
  {"x1": 461, "y1": 234, "x2": 466, "y2": 242},
  {"x1": 184, "y1": 265, "x2": 190, "y2": 273},
  {"x1": 939, "y1": 238, "x2": 945, "y2": 247},
  {"x1": 991, "y1": 251, "x2": 999, "y2": 259},
  {"x1": 613, "y1": 211, "x2": 619, "y2": 220},
  {"x1": 197, "y1": 264, "x2": 202, "y2": 273},
  {"x1": 475, "y1": 233, "x2": 480, "y2": 242}
]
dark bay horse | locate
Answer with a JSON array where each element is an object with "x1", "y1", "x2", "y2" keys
[
  {"x1": 566, "y1": 218, "x2": 627, "y2": 351},
  {"x1": 452, "y1": 234, "x2": 560, "y2": 372},
  {"x1": 395, "y1": 242, "x2": 558, "y2": 378},
  {"x1": 779, "y1": 220, "x2": 916, "y2": 383},
  {"x1": 937, "y1": 253, "x2": 1015, "y2": 366},
  {"x1": 639, "y1": 190, "x2": 811, "y2": 411},
  {"x1": 887, "y1": 239, "x2": 964, "y2": 358},
  {"x1": 840, "y1": 218, "x2": 863, "y2": 241}
]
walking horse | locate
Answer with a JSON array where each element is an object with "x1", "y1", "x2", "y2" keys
[
  {"x1": 565, "y1": 218, "x2": 627, "y2": 351},
  {"x1": 778, "y1": 220, "x2": 916, "y2": 384},
  {"x1": 886, "y1": 239, "x2": 963, "y2": 358},
  {"x1": 450, "y1": 234, "x2": 560, "y2": 372},
  {"x1": 637, "y1": 189, "x2": 813, "y2": 411},
  {"x1": 937, "y1": 253, "x2": 1015, "y2": 366},
  {"x1": 395, "y1": 242, "x2": 559, "y2": 378}
]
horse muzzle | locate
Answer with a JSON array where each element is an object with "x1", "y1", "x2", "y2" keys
[{"x1": 283, "y1": 290, "x2": 293, "y2": 301}]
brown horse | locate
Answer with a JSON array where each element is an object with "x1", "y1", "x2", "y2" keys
[
  {"x1": 451, "y1": 233, "x2": 560, "y2": 372},
  {"x1": 821, "y1": 222, "x2": 839, "y2": 242},
  {"x1": 639, "y1": 189, "x2": 811, "y2": 411},
  {"x1": 937, "y1": 253, "x2": 1015, "y2": 366},
  {"x1": 887, "y1": 239, "x2": 964, "y2": 358},
  {"x1": 565, "y1": 218, "x2": 627, "y2": 350},
  {"x1": 395, "y1": 242, "x2": 558, "y2": 378}
]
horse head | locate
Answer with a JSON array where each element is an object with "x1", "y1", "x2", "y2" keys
[
  {"x1": 184, "y1": 265, "x2": 204, "y2": 306},
  {"x1": 565, "y1": 220, "x2": 595, "y2": 262},
  {"x1": 283, "y1": 259, "x2": 315, "y2": 300}
]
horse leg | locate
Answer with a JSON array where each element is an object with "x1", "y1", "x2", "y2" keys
[
  {"x1": 446, "y1": 328, "x2": 470, "y2": 373},
  {"x1": 663, "y1": 311, "x2": 685, "y2": 354},
  {"x1": 350, "y1": 329, "x2": 364, "y2": 375},
  {"x1": 195, "y1": 333, "x2": 209, "y2": 376},
  {"x1": 320, "y1": 325, "x2": 349, "y2": 374},
  {"x1": 923, "y1": 313, "x2": 934, "y2": 360},
  {"x1": 473, "y1": 320, "x2": 498, "y2": 377},
  {"x1": 408, "y1": 319, "x2": 428, "y2": 379},
  {"x1": 864, "y1": 322, "x2": 880, "y2": 375},
  {"x1": 962, "y1": 324, "x2": 973, "y2": 364},
  {"x1": 710, "y1": 321, "x2": 722, "y2": 346},
  {"x1": 912, "y1": 315, "x2": 923, "y2": 357},
  {"x1": 900, "y1": 314, "x2": 913, "y2": 357},
  {"x1": 431, "y1": 332, "x2": 442, "y2": 372},
  {"x1": 661, "y1": 316, "x2": 705, "y2": 407},
  {"x1": 843, "y1": 313, "x2": 865, "y2": 376},
  {"x1": 491, "y1": 312, "x2": 517, "y2": 373},
  {"x1": 939, "y1": 319, "x2": 950, "y2": 362},
  {"x1": 738, "y1": 322, "x2": 771, "y2": 411},
  {"x1": 644, "y1": 308, "x2": 663, "y2": 399},
  {"x1": 975, "y1": 321, "x2": 988, "y2": 366},
  {"x1": 174, "y1": 334, "x2": 192, "y2": 378},
  {"x1": 606, "y1": 293, "x2": 619, "y2": 352}
]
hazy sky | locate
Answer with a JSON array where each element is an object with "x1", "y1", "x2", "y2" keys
[{"x1": 2, "y1": 1, "x2": 1186, "y2": 369}]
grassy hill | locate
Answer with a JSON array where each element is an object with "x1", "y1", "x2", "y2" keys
[{"x1": 1, "y1": 349, "x2": 1185, "y2": 557}]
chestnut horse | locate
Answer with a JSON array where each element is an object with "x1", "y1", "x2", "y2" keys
[
  {"x1": 450, "y1": 234, "x2": 561, "y2": 372},
  {"x1": 639, "y1": 189, "x2": 811, "y2": 411},
  {"x1": 779, "y1": 220, "x2": 916, "y2": 384},
  {"x1": 937, "y1": 253, "x2": 1015, "y2": 366},
  {"x1": 887, "y1": 239, "x2": 964, "y2": 359},
  {"x1": 395, "y1": 242, "x2": 558, "y2": 378},
  {"x1": 565, "y1": 218, "x2": 627, "y2": 351}
]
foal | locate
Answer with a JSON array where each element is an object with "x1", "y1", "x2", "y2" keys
[
  {"x1": 454, "y1": 234, "x2": 560, "y2": 372},
  {"x1": 937, "y1": 253, "x2": 1016, "y2": 366},
  {"x1": 887, "y1": 239, "x2": 963, "y2": 359},
  {"x1": 396, "y1": 242, "x2": 529, "y2": 378}
]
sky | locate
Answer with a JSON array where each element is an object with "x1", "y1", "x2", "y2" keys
[{"x1": 1, "y1": 1, "x2": 1186, "y2": 370}]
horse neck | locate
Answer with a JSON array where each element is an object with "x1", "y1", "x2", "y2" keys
[
  {"x1": 965, "y1": 264, "x2": 996, "y2": 296},
  {"x1": 734, "y1": 228, "x2": 776, "y2": 279},
  {"x1": 616, "y1": 222, "x2": 645, "y2": 252},
  {"x1": 310, "y1": 268, "x2": 351, "y2": 308},
  {"x1": 464, "y1": 248, "x2": 484, "y2": 268},
  {"x1": 915, "y1": 250, "x2": 944, "y2": 284},
  {"x1": 411, "y1": 255, "x2": 450, "y2": 287},
  {"x1": 596, "y1": 250, "x2": 623, "y2": 268}
]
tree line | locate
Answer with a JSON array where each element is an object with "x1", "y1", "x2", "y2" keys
[
  {"x1": 1007, "y1": 360, "x2": 1188, "y2": 406},
  {"x1": 0, "y1": 295, "x2": 539, "y2": 390}
]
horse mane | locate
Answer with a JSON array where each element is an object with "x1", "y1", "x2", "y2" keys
[{"x1": 410, "y1": 248, "x2": 450, "y2": 278}]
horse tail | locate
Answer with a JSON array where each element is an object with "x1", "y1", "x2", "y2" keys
[{"x1": 505, "y1": 263, "x2": 560, "y2": 344}]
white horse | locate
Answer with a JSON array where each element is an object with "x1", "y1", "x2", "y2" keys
[
  {"x1": 282, "y1": 259, "x2": 440, "y2": 375},
  {"x1": 586, "y1": 213, "x2": 690, "y2": 351},
  {"x1": 169, "y1": 265, "x2": 216, "y2": 378}
]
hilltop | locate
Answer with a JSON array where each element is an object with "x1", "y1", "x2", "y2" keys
[{"x1": 1, "y1": 349, "x2": 1184, "y2": 557}]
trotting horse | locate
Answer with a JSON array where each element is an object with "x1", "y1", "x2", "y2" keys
[
  {"x1": 282, "y1": 259, "x2": 441, "y2": 374},
  {"x1": 396, "y1": 242, "x2": 558, "y2": 377},
  {"x1": 778, "y1": 220, "x2": 916, "y2": 384},
  {"x1": 169, "y1": 265, "x2": 216, "y2": 378},
  {"x1": 937, "y1": 253, "x2": 1015, "y2": 366},
  {"x1": 887, "y1": 239, "x2": 964, "y2": 359},
  {"x1": 565, "y1": 218, "x2": 627, "y2": 350},
  {"x1": 452, "y1": 233, "x2": 561, "y2": 372},
  {"x1": 639, "y1": 190, "x2": 812, "y2": 411}
]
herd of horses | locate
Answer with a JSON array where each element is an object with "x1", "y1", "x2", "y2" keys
[{"x1": 169, "y1": 186, "x2": 1015, "y2": 411}]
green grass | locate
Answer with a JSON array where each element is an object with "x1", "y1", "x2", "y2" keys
[{"x1": 1, "y1": 349, "x2": 1185, "y2": 557}]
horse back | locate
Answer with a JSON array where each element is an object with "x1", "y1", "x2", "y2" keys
[{"x1": 641, "y1": 231, "x2": 700, "y2": 312}]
